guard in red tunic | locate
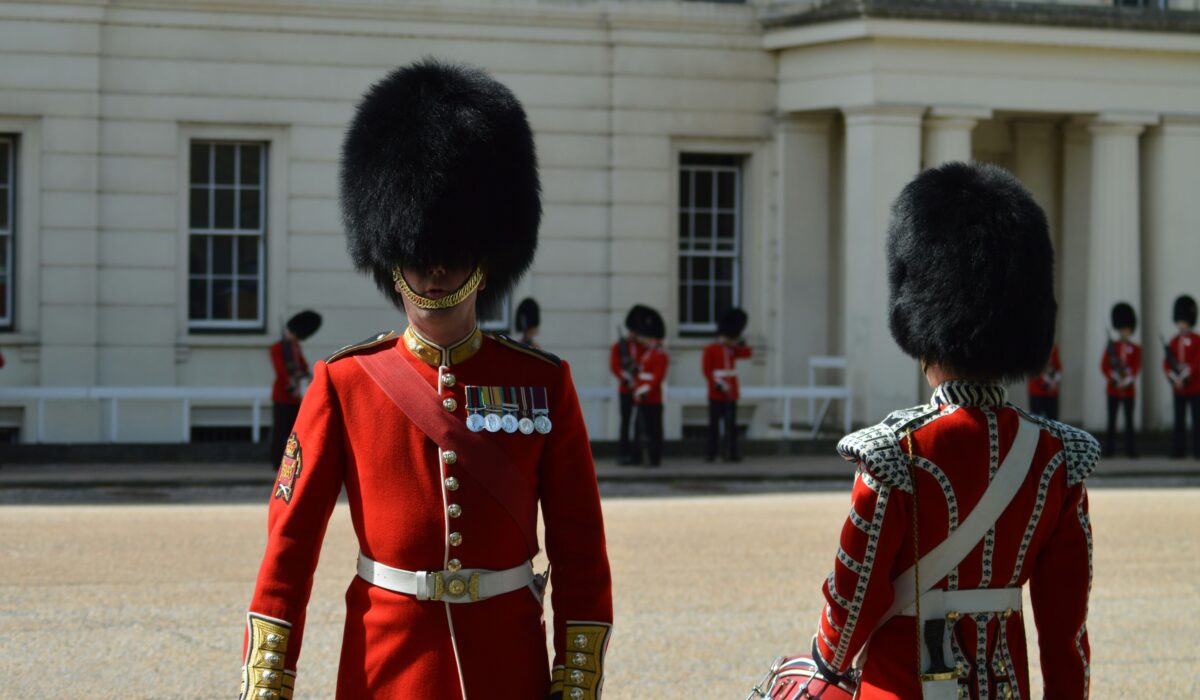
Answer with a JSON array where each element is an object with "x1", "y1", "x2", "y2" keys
[
  {"x1": 811, "y1": 163, "x2": 1098, "y2": 699},
  {"x1": 268, "y1": 310, "x2": 322, "y2": 467},
  {"x1": 515, "y1": 297, "x2": 541, "y2": 348},
  {"x1": 632, "y1": 307, "x2": 668, "y2": 467},
  {"x1": 1101, "y1": 302, "x2": 1141, "y2": 458},
  {"x1": 1163, "y1": 294, "x2": 1200, "y2": 458},
  {"x1": 240, "y1": 60, "x2": 612, "y2": 700},
  {"x1": 702, "y1": 307, "x2": 752, "y2": 462},
  {"x1": 610, "y1": 306, "x2": 648, "y2": 465},
  {"x1": 1026, "y1": 343, "x2": 1061, "y2": 420}
]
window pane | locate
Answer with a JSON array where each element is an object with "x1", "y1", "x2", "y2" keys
[
  {"x1": 188, "y1": 235, "x2": 208, "y2": 275},
  {"x1": 238, "y1": 235, "x2": 260, "y2": 275},
  {"x1": 189, "y1": 188, "x2": 209, "y2": 229},
  {"x1": 240, "y1": 188, "x2": 261, "y2": 230},
  {"x1": 715, "y1": 284, "x2": 733, "y2": 318},
  {"x1": 679, "y1": 169, "x2": 690, "y2": 208},
  {"x1": 236, "y1": 279, "x2": 259, "y2": 320},
  {"x1": 695, "y1": 170, "x2": 713, "y2": 206},
  {"x1": 189, "y1": 143, "x2": 209, "y2": 185},
  {"x1": 694, "y1": 213, "x2": 713, "y2": 247},
  {"x1": 718, "y1": 172, "x2": 736, "y2": 209},
  {"x1": 0, "y1": 142, "x2": 10, "y2": 185},
  {"x1": 214, "y1": 189, "x2": 235, "y2": 229},
  {"x1": 214, "y1": 144, "x2": 236, "y2": 185},
  {"x1": 678, "y1": 283, "x2": 689, "y2": 323},
  {"x1": 0, "y1": 187, "x2": 8, "y2": 229},
  {"x1": 0, "y1": 279, "x2": 7, "y2": 319},
  {"x1": 715, "y1": 256, "x2": 735, "y2": 283},
  {"x1": 188, "y1": 278, "x2": 208, "y2": 320},
  {"x1": 692, "y1": 285, "x2": 711, "y2": 325},
  {"x1": 678, "y1": 257, "x2": 689, "y2": 284},
  {"x1": 691, "y1": 256, "x2": 711, "y2": 282},
  {"x1": 678, "y1": 212, "x2": 690, "y2": 250},
  {"x1": 212, "y1": 235, "x2": 233, "y2": 275},
  {"x1": 717, "y1": 213, "x2": 736, "y2": 240},
  {"x1": 240, "y1": 145, "x2": 262, "y2": 185},
  {"x1": 211, "y1": 278, "x2": 233, "y2": 319}
]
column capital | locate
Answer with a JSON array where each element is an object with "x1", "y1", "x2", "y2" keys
[
  {"x1": 1012, "y1": 120, "x2": 1059, "y2": 140},
  {"x1": 926, "y1": 104, "x2": 992, "y2": 125},
  {"x1": 841, "y1": 103, "x2": 925, "y2": 126},
  {"x1": 1088, "y1": 111, "x2": 1158, "y2": 137},
  {"x1": 1159, "y1": 113, "x2": 1200, "y2": 133},
  {"x1": 776, "y1": 111, "x2": 836, "y2": 134}
]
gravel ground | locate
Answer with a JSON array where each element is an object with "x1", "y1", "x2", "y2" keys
[{"x1": 0, "y1": 488, "x2": 1196, "y2": 698}]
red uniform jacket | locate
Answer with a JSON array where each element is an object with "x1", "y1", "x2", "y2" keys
[
  {"x1": 701, "y1": 342, "x2": 752, "y2": 401},
  {"x1": 270, "y1": 339, "x2": 308, "y2": 405},
  {"x1": 632, "y1": 344, "x2": 668, "y2": 405},
  {"x1": 815, "y1": 381, "x2": 1097, "y2": 700},
  {"x1": 1163, "y1": 332, "x2": 1200, "y2": 396},
  {"x1": 243, "y1": 327, "x2": 613, "y2": 700},
  {"x1": 609, "y1": 338, "x2": 643, "y2": 395},
  {"x1": 1101, "y1": 340, "x2": 1141, "y2": 398},
  {"x1": 1026, "y1": 345, "x2": 1061, "y2": 398}
]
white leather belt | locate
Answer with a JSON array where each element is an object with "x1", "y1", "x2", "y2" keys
[
  {"x1": 713, "y1": 369, "x2": 737, "y2": 377},
  {"x1": 900, "y1": 587, "x2": 1022, "y2": 618},
  {"x1": 356, "y1": 552, "x2": 536, "y2": 604}
]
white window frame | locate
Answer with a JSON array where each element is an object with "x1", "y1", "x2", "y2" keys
[
  {"x1": 0, "y1": 117, "x2": 40, "y2": 344},
  {"x1": 677, "y1": 153, "x2": 743, "y2": 334},
  {"x1": 0, "y1": 135, "x2": 14, "y2": 329},
  {"x1": 479, "y1": 293, "x2": 511, "y2": 333}
]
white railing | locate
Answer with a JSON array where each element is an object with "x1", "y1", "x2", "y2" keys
[{"x1": 0, "y1": 386, "x2": 270, "y2": 443}]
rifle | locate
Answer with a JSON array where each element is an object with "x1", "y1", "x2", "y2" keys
[
  {"x1": 1161, "y1": 333, "x2": 1189, "y2": 387},
  {"x1": 280, "y1": 329, "x2": 310, "y2": 399},
  {"x1": 1039, "y1": 357, "x2": 1059, "y2": 392},
  {"x1": 616, "y1": 326, "x2": 637, "y2": 389},
  {"x1": 1106, "y1": 331, "x2": 1129, "y2": 389}
]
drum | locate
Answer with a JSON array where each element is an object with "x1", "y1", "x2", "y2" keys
[{"x1": 746, "y1": 655, "x2": 857, "y2": 700}]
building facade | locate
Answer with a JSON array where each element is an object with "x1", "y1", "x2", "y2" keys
[{"x1": 1, "y1": 0, "x2": 1199, "y2": 442}]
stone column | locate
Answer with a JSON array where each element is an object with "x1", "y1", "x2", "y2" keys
[
  {"x1": 1058, "y1": 119, "x2": 1091, "y2": 425},
  {"x1": 923, "y1": 106, "x2": 990, "y2": 168},
  {"x1": 841, "y1": 105, "x2": 924, "y2": 424},
  {"x1": 1082, "y1": 113, "x2": 1157, "y2": 431}
]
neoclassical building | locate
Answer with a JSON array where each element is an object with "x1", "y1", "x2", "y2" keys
[{"x1": 1, "y1": 0, "x2": 1198, "y2": 443}]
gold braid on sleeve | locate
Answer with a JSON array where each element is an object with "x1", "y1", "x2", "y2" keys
[{"x1": 239, "y1": 613, "x2": 294, "y2": 700}]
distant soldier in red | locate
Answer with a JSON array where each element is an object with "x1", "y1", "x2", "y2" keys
[
  {"x1": 632, "y1": 307, "x2": 668, "y2": 467},
  {"x1": 810, "y1": 163, "x2": 1098, "y2": 699},
  {"x1": 1026, "y1": 343, "x2": 1061, "y2": 420},
  {"x1": 514, "y1": 297, "x2": 541, "y2": 348},
  {"x1": 1102, "y1": 302, "x2": 1141, "y2": 458},
  {"x1": 268, "y1": 310, "x2": 321, "y2": 467},
  {"x1": 1163, "y1": 294, "x2": 1200, "y2": 458},
  {"x1": 610, "y1": 306, "x2": 648, "y2": 465},
  {"x1": 240, "y1": 60, "x2": 612, "y2": 700},
  {"x1": 702, "y1": 307, "x2": 751, "y2": 462}
]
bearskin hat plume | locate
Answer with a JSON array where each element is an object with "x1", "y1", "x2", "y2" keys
[
  {"x1": 886, "y1": 162, "x2": 1056, "y2": 382},
  {"x1": 514, "y1": 297, "x2": 540, "y2": 333},
  {"x1": 340, "y1": 58, "x2": 541, "y2": 315},
  {"x1": 1173, "y1": 295, "x2": 1197, "y2": 326},
  {"x1": 1111, "y1": 302, "x2": 1137, "y2": 332},
  {"x1": 717, "y1": 308, "x2": 748, "y2": 338}
]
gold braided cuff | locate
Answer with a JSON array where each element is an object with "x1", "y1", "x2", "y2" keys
[
  {"x1": 562, "y1": 621, "x2": 612, "y2": 700},
  {"x1": 392, "y1": 264, "x2": 484, "y2": 310},
  {"x1": 240, "y1": 613, "x2": 294, "y2": 700}
]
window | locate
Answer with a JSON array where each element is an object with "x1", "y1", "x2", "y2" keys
[
  {"x1": 188, "y1": 141, "x2": 267, "y2": 330},
  {"x1": 0, "y1": 136, "x2": 14, "y2": 330},
  {"x1": 678, "y1": 153, "x2": 742, "y2": 334},
  {"x1": 479, "y1": 293, "x2": 511, "y2": 333}
]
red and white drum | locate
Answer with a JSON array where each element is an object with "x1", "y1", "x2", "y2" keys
[{"x1": 746, "y1": 656, "x2": 857, "y2": 700}]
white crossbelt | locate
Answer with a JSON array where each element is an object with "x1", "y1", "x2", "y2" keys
[
  {"x1": 356, "y1": 552, "x2": 536, "y2": 604},
  {"x1": 713, "y1": 369, "x2": 737, "y2": 378},
  {"x1": 899, "y1": 587, "x2": 1023, "y2": 618}
]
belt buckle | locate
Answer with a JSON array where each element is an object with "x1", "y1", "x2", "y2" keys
[{"x1": 430, "y1": 571, "x2": 481, "y2": 602}]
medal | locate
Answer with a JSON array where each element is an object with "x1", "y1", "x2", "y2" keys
[
  {"x1": 517, "y1": 387, "x2": 535, "y2": 435},
  {"x1": 465, "y1": 386, "x2": 485, "y2": 432},
  {"x1": 532, "y1": 387, "x2": 552, "y2": 435},
  {"x1": 483, "y1": 386, "x2": 503, "y2": 433},
  {"x1": 501, "y1": 387, "x2": 519, "y2": 434}
]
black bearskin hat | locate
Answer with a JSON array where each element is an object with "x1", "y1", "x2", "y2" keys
[
  {"x1": 887, "y1": 162, "x2": 1056, "y2": 381},
  {"x1": 340, "y1": 59, "x2": 540, "y2": 315},
  {"x1": 625, "y1": 304, "x2": 652, "y2": 333},
  {"x1": 1173, "y1": 295, "x2": 1197, "y2": 326},
  {"x1": 514, "y1": 298, "x2": 540, "y2": 333},
  {"x1": 286, "y1": 310, "x2": 322, "y2": 340},
  {"x1": 635, "y1": 306, "x2": 666, "y2": 341},
  {"x1": 1111, "y1": 302, "x2": 1137, "y2": 332},
  {"x1": 717, "y1": 308, "x2": 748, "y2": 338}
]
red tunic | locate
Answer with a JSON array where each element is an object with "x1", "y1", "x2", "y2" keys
[
  {"x1": 242, "y1": 327, "x2": 613, "y2": 700},
  {"x1": 270, "y1": 339, "x2": 308, "y2": 405},
  {"x1": 632, "y1": 344, "x2": 668, "y2": 405},
  {"x1": 1100, "y1": 340, "x2": 1140, "y2": 399},
  {"x1": 1026, "y1": 345, "x2": 1061, "y2": 398},
  {"x1": 815, "y1": 381, "x2": 1097, "y2": 700},
  {"x1": 701, "y1": 342, "x2": 752, "y2": 401},
  {"x1": 1163, "y1": 332, "x2": 1200, "y2": 396},
  {"x1": 609, "y1": 338, "x2": 643, "y2": 395}
]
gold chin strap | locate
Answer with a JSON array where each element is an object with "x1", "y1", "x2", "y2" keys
[{"x1": 392, "y1": 264, "x2": 484, "y2": 311}]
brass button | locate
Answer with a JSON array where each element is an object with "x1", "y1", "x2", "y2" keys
[
  {"x1": 257, "y1": 690, "x2": 275, "y2": 699},
  {"x1": 442, "y1": 372, "x2": 456, "y2": 387},
  {"x1": 572, "y1": 652, "x2": 587, "y2": 666},
  {"x1": 264, "y1": 653, "x2": 281, "y2": 666},
  {"x1": 443, "y1": 397, "x2": 458, "y2": 412},
  {"x1": 570, "y1": 669, "x2": 585, "y2": 685},
  {"x1": 574, "y1": 633, "x2": 589, "y2": 649},
  {"x1": 448, "y1": 504, "x2": 462, "y2": 518},
  {"x1": 442, "y1": 450, "x2": 457, "y2": 465},
  {"x1": 449, "y1": 532, "x2": 462, "y2": 547},
  {"x1": 1003, "y1": 608, "x2": 1015, "y2": 619},
  {"x1": 265, "y1": 633, "x2": 281, "y2": 648},
  {"x1": 263, "y1": 671, "x2": 278, "y2": 682},
  {"x1": 447, "y1": 578, "x2": 467, "y2": 596},
  {"x1": 945, "y1": 611, "x2": 960, "y2": 623},
  {"x1": 447, "y1": 558, "x2": 462, "y2": 572},
  {"x1": 570, "y1": 688, "x2": 584, "y2": 700},
  {"x1": 407, "y1": 338, "x2": 418, "y2": 350},
  {"x1": 445, "y1": 477, "x2": 459, "y2": 491}
]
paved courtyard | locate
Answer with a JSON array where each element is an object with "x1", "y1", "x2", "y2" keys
[{"x1": 0, "y1": 487, "x2": 1196, "y2": 698}]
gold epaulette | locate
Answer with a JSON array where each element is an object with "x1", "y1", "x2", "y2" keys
[
  {"x1": 325, "y1": 331, "x2": 397, "y2": 363},
  {"x1": 492, "y1": 333, "x2": 561, "y2": 367}
]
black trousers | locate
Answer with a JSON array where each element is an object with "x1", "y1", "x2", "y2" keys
[
  {"x1": 1171, "y1": 394, "x2": 1200, "y2": 458},
  {"x1": 1028, "y1": 395, "x2": 1059, "y2": 421},
  {"x1": 706, "y1": 400, "x2": 740, "y2": 461},
  {"x1": 636, "y1": 403, "x2": 664, "y2": 466},
  {"x1": 1105, "y1": 396, "x2": 1136, "y2": 457},
  {"x1": 618, "y1": 392, "x2": 637, "y2": 462},
  {"x1": 270, "y1": 402, "x2": 301, "y2": 468}
]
